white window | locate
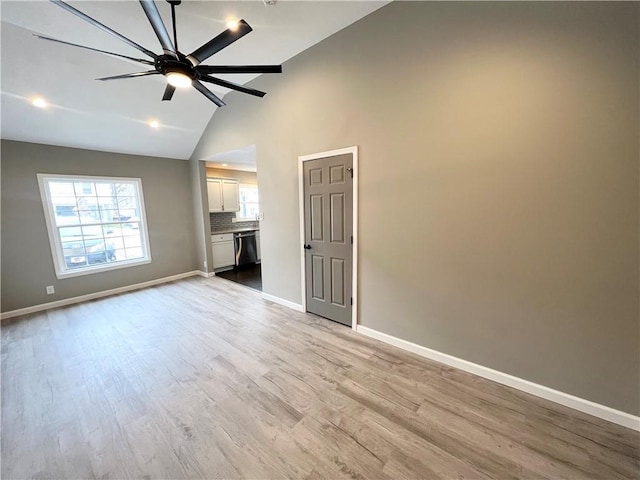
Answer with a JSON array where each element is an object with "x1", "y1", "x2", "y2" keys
[
  {"x1": 236, "y1": 184, "x2": 260, "y2": 221},
  {"x1": 37, "y1": 174, "x2": 151, "y2": 278}
]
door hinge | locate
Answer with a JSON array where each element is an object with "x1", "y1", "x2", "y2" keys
[
  {"x1": 350, "y1": 235, "x2": 353, "y2": 245},
  {"x1": 350, "y1": 297, "x2": 353, "y2": 306},
  {"x1": 346, "y1": 167, "x2": 354, "y2": 178}
]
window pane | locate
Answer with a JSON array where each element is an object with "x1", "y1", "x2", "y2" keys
[
  {"x1": 237, "y1": 185, "x2": 259, "y2": 220},
  {"x1": 54, "y1": 208, "x2": 80, "y2": 227},
  {"x1": 125, "y1": 248, "x2": 143, "y2": 260},
  {"x1": 110, "y1": 237, "x2": 125, "y2": 250},
  {"x1": 100, "y1": 209, "x2": 119, "y2": 223},
  {"x1": 49, "y1": 181, "x2": 75, "y2": 197},
  {"x1": 74, "y1": 182, "x2": 95, "y2": 196},
  {"x1": 65, "y1": 256, "x2": 88, "y2": 269},
  {"x1": 50, "y1": 197, "x2": 77, "y2": 211},
  {"x1": 95, "y1": 183, "x2": 115, "y2": 196},
  {"x1": 86, "y1": 241, "x2": 106, "y2": 254},
  {"x1": 115, "y1": 183, "x2": 135, "y2": 196},
  {"x1": 104, "y1": 224, "x2": 121, "y2": 238},
  {"x1": 123, "y1": 234, "x2": 142, "y2": 249},
  {"x1": 117, "y1": 208, "x2": 138, "y2": 221},
  {"x1": 76, "y1": 195, "x2": 98, "y2": 208},
  {"x1": 98, "y1": 196, "x2": 117, "y2": 209},
  {"x1": 78, "y1": 211, "x2": 100, "y2": 224},
  {"x1": 59, "y1": 226, "x2": 84, "y2": 240},
  {"x1": 61, "y1": 240, "x2": 86, "y2": 255},
  {"x1": 239, "y1": 187, "x2": 259, "y2": 203},
  {"x1": 243, "y1": 203, "x2": 260, "y2": 218},
  {"x1": 82, "y1": 225, "x2": 104, "y2": 238}
]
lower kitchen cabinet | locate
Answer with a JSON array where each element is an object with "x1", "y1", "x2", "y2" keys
[{"x1": 211, "y1": 233, "x2": 235, "y2": 270}]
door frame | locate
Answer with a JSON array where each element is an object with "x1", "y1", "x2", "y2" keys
[{"x1": 298, "y1": 146, "x2": 359, "y2": 330}]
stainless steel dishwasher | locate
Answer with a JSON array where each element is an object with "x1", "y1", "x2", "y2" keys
[{"x1": 234, "y1": 231, "x2": 258, "y2": 266}]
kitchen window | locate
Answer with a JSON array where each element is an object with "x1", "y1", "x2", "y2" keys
[
  {"x1": 37, "y1": 174, "x2": 151, "y2": 278},
  {"x1": 236, "y1": 184, "x2": 260, "y2": 221}
]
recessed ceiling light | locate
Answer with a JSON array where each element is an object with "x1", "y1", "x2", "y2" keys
[
  {"x1": 149, "y1": 120, "x2": 159, "y2": 129},
  {"x1": 32, "y1": 97, "x2": 47, "y2": 108},
  {"x1": 166, "y1": 72, "x2": 192, "y2": 89},
  {"x1": 222, "y1": 163, "x2": 228, "y2": 167},
  {"x1": 226, "y1": 19, "x2": 239, "y2": 31}
]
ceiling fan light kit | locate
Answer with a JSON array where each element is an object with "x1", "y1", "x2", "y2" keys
[
  {"x1": 166, "y1": 72, "x2": 192, "y2": 89},
  {"x1": 41, "y1": 0, "x2": 282, "y2": 107}
]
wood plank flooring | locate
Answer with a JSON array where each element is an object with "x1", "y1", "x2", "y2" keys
[{"x1": 2, "y1": 277, "x2": 638, "y2": 479}]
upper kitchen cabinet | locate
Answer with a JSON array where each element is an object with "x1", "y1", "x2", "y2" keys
[
  {"x1": 221, "y1": 180, "x2": 240, "y2": 212},
  {"x1": 207, "y1": 178, "x2": 240, "y2": 212}
]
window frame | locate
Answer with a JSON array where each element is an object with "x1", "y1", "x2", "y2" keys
[
  {"x1": 37, "y1": 173, "x2": 152, "y2": 279},
  {"x1": 235, "y1": 183, "x2": 260, "y2": 222}
]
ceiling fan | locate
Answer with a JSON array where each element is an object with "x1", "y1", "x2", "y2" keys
[{"x1": 36, "y1": 0, "x2": 283, "y2": 107}]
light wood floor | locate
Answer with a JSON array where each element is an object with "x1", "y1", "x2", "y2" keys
[{"x1": 2, "y1": 277, "x2": 638, "y2": 479}]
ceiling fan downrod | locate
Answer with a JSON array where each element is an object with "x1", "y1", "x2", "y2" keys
[{"x1": 167, "y1": 0, "x2": 180, "y2": 51}]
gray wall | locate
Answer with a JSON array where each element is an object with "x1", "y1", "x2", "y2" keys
[
  {"x1": 191, "y1": 2, "x2": 640, "y2": 415},
  {"x1": 190, "y1": 159, "x2": 211, "y2": 273},
  {"x1": 1, "y1": 140, "x2": 198, "y2": 312}
]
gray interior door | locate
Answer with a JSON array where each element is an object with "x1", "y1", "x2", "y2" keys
[{"x1": 303, "y1": 154, "x2": 353, "y2": 326}]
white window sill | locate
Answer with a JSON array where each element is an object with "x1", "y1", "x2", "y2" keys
[{"x1": 55, "y1": 258, "x2": 152, "y2": 279}]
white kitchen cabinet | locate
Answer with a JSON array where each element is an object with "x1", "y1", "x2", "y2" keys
[
  {"x1": 211, "y1": 233, "x2": 235, "y2": 270},
  {"x1": 207, "y1": 179, "x2": 223, "y2": 212},
  {"x1": 207, "y1": 178, "x2": 239, "y2": 212},
  {"x1": 222, "y1": 180, "x2": 240, "y2": 212}
]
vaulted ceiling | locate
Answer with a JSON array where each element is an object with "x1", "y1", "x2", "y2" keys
[{"x1": 1, "y1": 1, "x2": 388, "y2": 160}]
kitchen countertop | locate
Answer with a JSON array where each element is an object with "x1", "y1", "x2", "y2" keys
[{"x1": 211, "y1": 227, "x2": 259, "y2": 235}]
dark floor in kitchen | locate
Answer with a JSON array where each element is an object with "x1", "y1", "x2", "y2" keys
[{"x1": 216, "y1": 263, "x2": 262, "y2": 291}]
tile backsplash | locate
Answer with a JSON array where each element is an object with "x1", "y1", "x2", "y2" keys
[{"x1": 210, "y1": 212, "x2": 259, "y2": 232}]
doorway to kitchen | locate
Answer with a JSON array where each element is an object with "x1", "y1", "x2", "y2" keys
[
  {"x1": 298, "y1": 146, "x2": 358, "y2": 329},
  {"x1": 205, "y1": 145, "x2": 262, "y2": 291}
]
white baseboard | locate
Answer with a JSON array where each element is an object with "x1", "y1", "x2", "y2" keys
[
  {"x1": 198, "y1": 271, "x2": 215, "y2": 278},
  {"x1": 1, "y1": 271, "x2": 202, "y2": 321},
  {"x1": 356, "y1": 325, "x2": 640, "y2": 432},
  {"x1": 261, "y1": 292, "x2": 304, "y2": 312}
]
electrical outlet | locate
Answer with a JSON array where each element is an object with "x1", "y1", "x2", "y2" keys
[
  {"x1": 257, "y1": 213, "x2": 264, "y2": 221},
  {"x1": 203, "y1": 260, "x2": 207, "y2": 269},
  {"x1": 46, "y1": 285, "x2": 55, "y2": 295}
]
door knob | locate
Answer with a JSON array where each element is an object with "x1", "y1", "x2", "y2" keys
[{"x1": 303, "y1": 244, "x2": 311, "y2": 250}]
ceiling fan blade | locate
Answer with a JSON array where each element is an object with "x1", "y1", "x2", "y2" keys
[
  {"x1": 187, "y1": 19, "x2": 252, "y2": 66},
  {"x1": 192, "y1": 81, "x2": 226, "y2": 107},
  {"x1": 200, "y1": 75, "x2": 265, "y2": 98},
  {"x1": 96, "y1": 70, "x2": 160, "y2": 81},
  {"x1": 50, "y1": 0, "x2": 157, "y2": 60},
  {"x1": 162, "y1": 84, "x2": 176, "y2": 101},
  {"x1": 34, "y1": 35, "x2": 155, "y2": 65},
  {"x1": 196, "y1": 65, "x2": 282, "y2": 75},
  {"x1": 138, "y1": 0, "x2": 178, "y2": 58}
]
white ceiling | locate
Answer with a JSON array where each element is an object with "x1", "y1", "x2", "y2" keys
[
  {"x1": 1, "y1": 1, "x2": 388, "y2": 162},
  {"x1": 205, "y1": 145, "x2": 257, "y2": 172}
]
